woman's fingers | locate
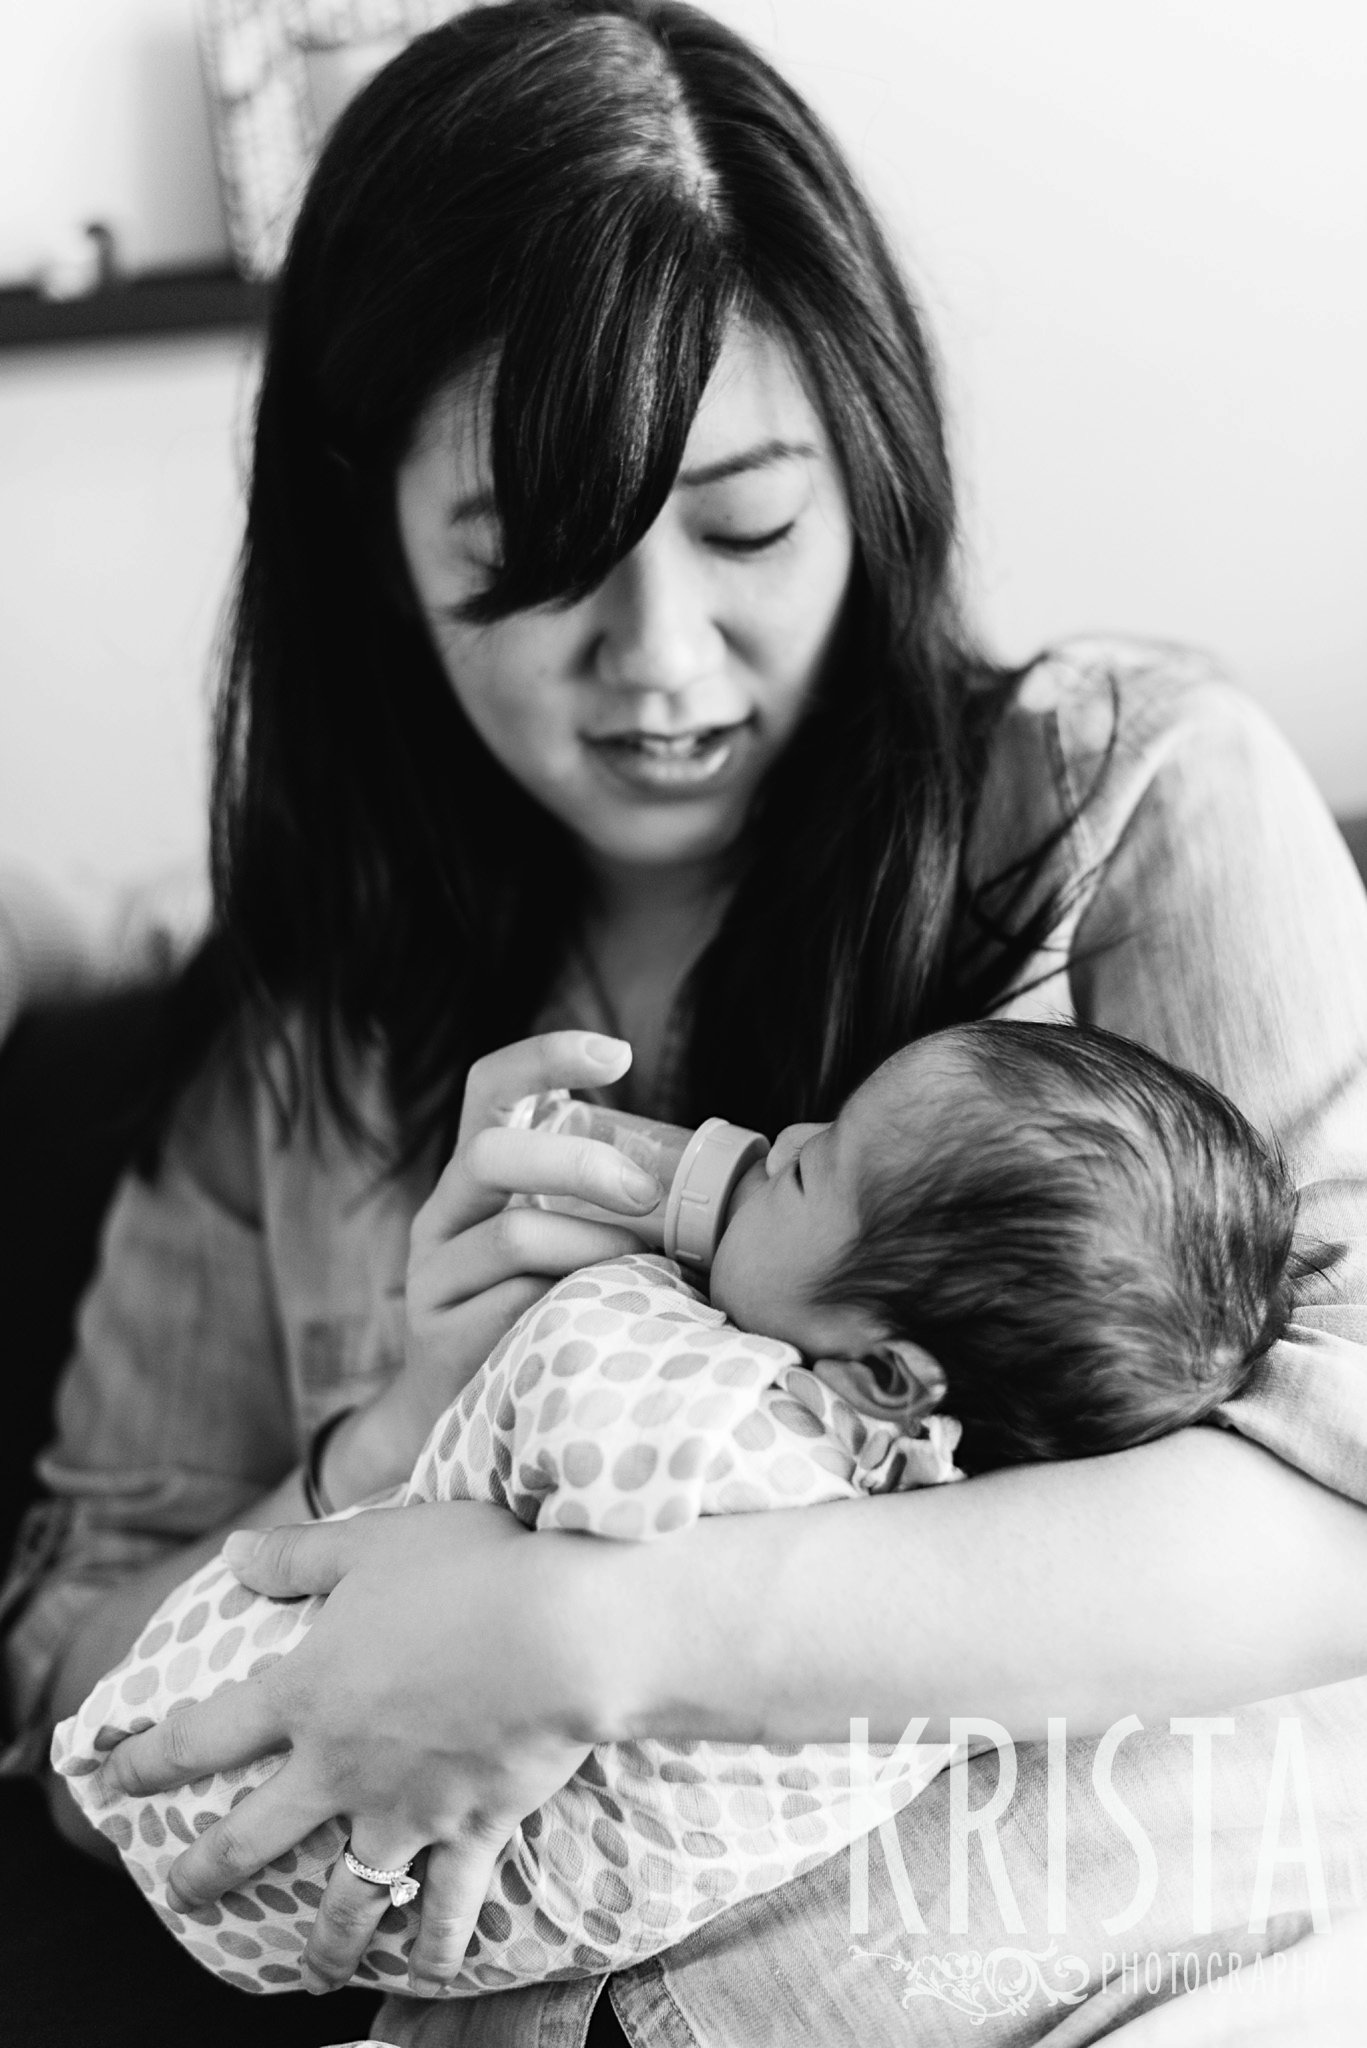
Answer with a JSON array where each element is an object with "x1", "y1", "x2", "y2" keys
[
  {"x1": 164, "y1": 1759, "x2": 327, "y2": 1910},
  {"x1": 302, "y1": 1834, "x2": 426, "y2": 1993},
  {"x1": 456, "y1": 1031, "x2": 631, "y2": 1148},
  {"x1": 395, "y1": 1271, "x2": 555, "y2": 1418},
  {"x1": 411, "y1": 1204, "x2": 648, "y2": 1312},
  {"x1": 302, "y1": 1824, "x2": 510, "y2": 1995},
  {"x1": 471, "y1": 1125, "x2": 661, "y2": 1211},
  {"x1": 92, "y1": 1677, "x2": 287, "y2": 1804},
  {"x1": 405, "y1": 1833, "x2": 505, "y2": 1994},
  {"x1": 417, "y1": 1124, "x2": 661, "y2": 1246},
  {"x1": 218, "y1": 1514, "x2": 361, "y2": 1598},
  {"x1": 114, "y1": 1502, "x2": 600, "y2": 1984}
]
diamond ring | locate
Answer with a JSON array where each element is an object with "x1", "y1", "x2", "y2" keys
[{"x1": 342, "y1": 1842, "x2": 422, "y2": 1909}]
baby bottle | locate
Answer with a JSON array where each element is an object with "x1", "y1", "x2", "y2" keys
[{"x1": 502, "y1": 1090, "x2": 769, "y2": 1270}]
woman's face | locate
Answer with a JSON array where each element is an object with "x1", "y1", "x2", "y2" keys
[{"x1": 395, "y1": 322, "x2": 855, "y2": 882}]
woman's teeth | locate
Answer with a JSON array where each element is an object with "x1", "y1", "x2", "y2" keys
[
  {"x1": 590, "y1": 723, "x2": 748, "y2": 789},
  {"x1": 618, "y1": 729, "x2": 724, "y2": 756}
]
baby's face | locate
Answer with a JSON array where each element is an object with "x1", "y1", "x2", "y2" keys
[{"x1": 709, "y1": 1046, "x2": 946, "y2": 1357}]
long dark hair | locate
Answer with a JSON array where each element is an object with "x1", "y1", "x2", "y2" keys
[{"x1": 199, "y1": 0, "x2": 1084, "y2": 1164}]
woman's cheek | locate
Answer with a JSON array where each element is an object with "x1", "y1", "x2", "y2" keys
[
  {"x1": 754, "y1": 580, "x2": 846, "y2": 705},
  {"x1": 435, "y1": 626, "x2": 539, "y2": 748}
]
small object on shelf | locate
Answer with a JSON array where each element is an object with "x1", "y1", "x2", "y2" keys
[{"x1": 36, "y1": 222, "x2": 120, "y2": 303}]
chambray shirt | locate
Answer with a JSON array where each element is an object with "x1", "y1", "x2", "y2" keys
[{"x1": 6, "y1": 638, "x2": 1367, "y2": 2046}]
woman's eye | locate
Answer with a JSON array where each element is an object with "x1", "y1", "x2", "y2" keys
[{"x1": 706, "y1": 521, "x2": 796, "y2": 556}]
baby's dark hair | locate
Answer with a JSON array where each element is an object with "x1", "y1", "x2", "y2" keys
[{"x1": 816, "y1": 1020, "x2": 1306, "y2": 1473}]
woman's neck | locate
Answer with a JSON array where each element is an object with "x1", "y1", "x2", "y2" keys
[
  {"x1": 578, "y1": 856, "x2": 731, "y2": 1108},
  {"x1": 585, "y1": 853, "x2": 727, "y2": 948}
]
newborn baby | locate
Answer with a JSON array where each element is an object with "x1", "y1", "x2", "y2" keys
[
  {"x1": 55, "y1": 1020, "x2": 1300, "y2": 1997},
  {"x1": 713, "y1": 1016, "x2": 1301, "y2": 1474}
]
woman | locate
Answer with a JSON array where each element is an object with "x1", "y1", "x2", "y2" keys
[{"x1": 8, "y1": 3, "x2": 1367, "y2": 2042}]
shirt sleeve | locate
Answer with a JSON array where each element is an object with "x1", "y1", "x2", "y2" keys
[
  {"x1": 1065, "y1": 668, "x2": 1367, "y2": 1500},
  {"x1": 0, "y1": 1029, "x2": 295, "y2": 1773}
]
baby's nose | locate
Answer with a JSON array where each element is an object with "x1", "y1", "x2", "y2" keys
[{"x1": 766, "y1": 1122, "x2": 827, "y2": 1178}]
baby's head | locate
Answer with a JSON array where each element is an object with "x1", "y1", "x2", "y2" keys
[{"x1": 709, "y1": 1020, "x2": 1301, "y2": 1472}]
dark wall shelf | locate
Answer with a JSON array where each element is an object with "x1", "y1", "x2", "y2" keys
[{"x1": 0, "y1": 266, "x2": 270, "y2": 352}]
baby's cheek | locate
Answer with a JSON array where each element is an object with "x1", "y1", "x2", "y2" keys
[
  {"x1": 710, "y1": 1216, "x2": 790, "y2": 1339},
  {"x1": 704, "y1": 1223, "x2": 749, "y2": 1324}
]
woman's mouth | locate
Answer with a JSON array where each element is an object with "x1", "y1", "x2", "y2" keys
[{"x1": 584, "y1": 720, "x2": 754, "y2": 793}]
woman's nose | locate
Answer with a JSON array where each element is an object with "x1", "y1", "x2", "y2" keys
[
  {"x1": 591, "y1": 530, "x2": 722, "y2": 700},
  {"x1": 766, "y1": 1122, "x2": 828, "y2": 1178}
]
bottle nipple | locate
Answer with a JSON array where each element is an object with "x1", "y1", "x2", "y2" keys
[{"x1": 661, "y1": 1118, "x2": 770, "y2": 1267}]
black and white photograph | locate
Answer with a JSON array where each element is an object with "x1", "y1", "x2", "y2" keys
[{"x1": 1, "y1": 4, "x2": 1364, "y2": 2044}]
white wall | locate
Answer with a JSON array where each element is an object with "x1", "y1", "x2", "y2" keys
[
  {"x1": 0, "y1": 0, "x2": 1364, "y2": 899},
  {"x1": 719, "y1": 0, "x2": 1367, "y2": 812},
  {"x1": 0, "y1": 0, "x2": 228, "y2": 285},
  {"x1": 0, "y1": 336, "x2": 255, "y2": 888}
]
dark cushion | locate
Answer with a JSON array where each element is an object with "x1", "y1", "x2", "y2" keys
[{"x1": 0, "y1": 988, "x2": 169, "y2": 1572}]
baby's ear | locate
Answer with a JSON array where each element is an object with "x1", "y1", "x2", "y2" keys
[{"x1": 869, "y1": 1339, "x2": 946, "y2": 1418}]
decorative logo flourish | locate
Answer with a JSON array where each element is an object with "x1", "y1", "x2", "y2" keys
[{"x1": 849, "y1": 1940, "x2": 1090, "y2": 2024}]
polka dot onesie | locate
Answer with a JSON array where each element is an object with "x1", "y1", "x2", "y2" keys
[{"x1": 54, "y1": 1254, "x2": 962, "y2": 1997}]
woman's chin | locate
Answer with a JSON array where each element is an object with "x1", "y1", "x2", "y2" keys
[{"x1": 570, "y1": 802, "x2": 750, "y2": 880}]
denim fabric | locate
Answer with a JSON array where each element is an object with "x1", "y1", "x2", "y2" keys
[
  {"x1": 373, "y1": 1680, "x2": 1367, "y2": 2046},
  {"x1": 7, "y1": 639, "x2": 1367, "y2": 2042}
]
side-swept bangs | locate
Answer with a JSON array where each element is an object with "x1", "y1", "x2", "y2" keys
[{"x1": 280, "y1": 4, "x2": 752, "y2": 621}]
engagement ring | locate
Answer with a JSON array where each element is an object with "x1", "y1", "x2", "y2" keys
[{"x1": 342, "y1": 1842, "x2": 422, "y2": 1909}]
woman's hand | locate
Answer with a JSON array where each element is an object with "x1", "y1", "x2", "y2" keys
[
  {"x1": 90, "y1": 1503, "x2": 608, "y2": 1996},
  {"x1": 333, "y1": 1030, "x2": 662, "y2": 1499}
]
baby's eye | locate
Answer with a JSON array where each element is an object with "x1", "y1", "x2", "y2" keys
[{"x1": 868, "y1": 1355, "x2": 904, "y2": 1396}]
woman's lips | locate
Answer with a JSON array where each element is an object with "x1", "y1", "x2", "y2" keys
[{"x1": 583, "y1": 720, "x2": 755, "y2": 794}]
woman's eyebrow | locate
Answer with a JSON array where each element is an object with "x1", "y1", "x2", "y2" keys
[
  {"x1": 444, "y1": 440, "x2": 816, "y2": 524},
  {"x1": 676, "y1": 438, "x2": 818, "y2": 488}
]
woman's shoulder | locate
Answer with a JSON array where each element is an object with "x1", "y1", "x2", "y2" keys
[
  {"x1": 1006, "y1": 630, "x2": 1266, "y2": 748},
  {"x1": 976, "y1": 633, "x2": 1294, "y2": 877}
]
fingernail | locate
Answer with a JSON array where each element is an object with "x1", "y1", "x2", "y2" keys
[
  {"x1": 302, "y1": 1966, "x2": 331, "y2": 1995},
  {"x1": 221, "y1": 1529, "x2": 262, "y2": 1569},
  {"x1": 621, "y1": 1165, "x2": 662, "y2": 1210},
  {"x1": 583, "y1": 1033, "x2": 630, "y2": 1068},
  {"x1": 409, "y1": 1974, "x2": 446, "y2": 1996}
]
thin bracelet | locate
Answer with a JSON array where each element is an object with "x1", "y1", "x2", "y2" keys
[{"x1": 302, "y1": 1406, "x2": 356, "y2": 1519}]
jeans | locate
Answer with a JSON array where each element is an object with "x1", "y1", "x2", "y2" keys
[{"x1": 371, "y1": 1680, "x2": 1367, "y2": 2045}]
